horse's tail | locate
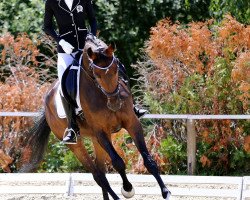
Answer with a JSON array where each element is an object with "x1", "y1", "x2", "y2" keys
[{"x1": 18, "y1": 111, "x2": 51, "y2": 172}]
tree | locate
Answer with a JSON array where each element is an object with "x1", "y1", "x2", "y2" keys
[
  {"x1": 94, "y1": 0, "x2": 211, "y2": 77},
  {"x1": 0, "y1": 0, "x2": 44, "y2": 35},
  {"x1": 210, "y1": 0, "x2": 250, "y2": 24},
  {"x1": 0, "y1": 33, "x2": 55, "y2": 172},
  {"x1": 1, "y1": 0, "x2": 248, "y2": 79}
]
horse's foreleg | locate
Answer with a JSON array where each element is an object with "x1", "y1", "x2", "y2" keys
[
  {"x1": 66, "y1": 141, "x2": 120, "y2": 200},
  {"x1": 126, "y1": 123, "x2": 171, "y2": 200},
  {"x1": 97, "y1": 132, "x2": 135, "y2": 198}
]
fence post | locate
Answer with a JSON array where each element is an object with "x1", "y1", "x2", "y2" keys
[{"x1": 187, "y1": 119, "x2": 196, "y2": 175}]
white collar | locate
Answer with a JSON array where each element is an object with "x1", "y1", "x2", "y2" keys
[{"x1": 64, "y1": 0, "x2": 73, "y2": 10}]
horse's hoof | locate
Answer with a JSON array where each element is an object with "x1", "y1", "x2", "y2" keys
[
  {"x1": 121, "y1": 186, "x2": 135, "y2": 198},
  {"x1": 165, "y1": 192, "x2": 171, "y2": 200},
  {"x1": 162, "y1": 187, "x2": 171, "y2": 200}
]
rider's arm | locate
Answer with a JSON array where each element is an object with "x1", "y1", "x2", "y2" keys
[
  {"x1": 43, "y1": 0, "x2": 60, "y2": 43},
  {"x1": 86, "y1": 0, "x2": 97, "y2": 36}
]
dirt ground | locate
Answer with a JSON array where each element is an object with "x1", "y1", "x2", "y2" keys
[
  {"x1": 0, "y1": 174, "x2": 240, "y2": 200},
  {"x1": 0, "y1": 194, "x2": 236, "y2": 200}
]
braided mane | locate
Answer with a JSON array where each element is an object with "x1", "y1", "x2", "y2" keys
[{"x1": 85, "y1": 35, "x2": 108, "y2": 53}]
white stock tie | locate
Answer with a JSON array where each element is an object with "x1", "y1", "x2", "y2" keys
[{"x1": 64, "y1": 0, "x2": 73, "y2": 10}]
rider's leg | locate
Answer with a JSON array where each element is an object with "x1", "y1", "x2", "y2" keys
[
  {"x1": 58, "y1": 52, "x2": 80, "y2": 144},
  {"x1": 61, "y1": 96, "x2": 79, "y2": 144},
  {"x1": 58, "y1": 53, "x2": 75, "y2": 84},
  {"x1": 118, "y1": 60, "x2": 148, "y2": 118}
]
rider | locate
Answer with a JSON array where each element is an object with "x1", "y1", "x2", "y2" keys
[{"x1": 43, "y1": 0, "x2": 147, "y2": 144}]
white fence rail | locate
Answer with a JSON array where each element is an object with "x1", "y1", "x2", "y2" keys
[
  {"x1": 1, "y1": 112, "x2": 249, "y2": 175},
  {"x1": 0, "y1": 173, "x2": 249, "y2": 200},
  {"x1": 1, "y1": 112, "x2": 250, "y2": 119}
]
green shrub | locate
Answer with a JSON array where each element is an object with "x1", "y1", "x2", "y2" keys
[
  {"x1": 160, "y1": 136, "x2": 187, "y2": 174},
  {"x1": 38, "y1": 134, "x2": 83, "y2": 172}
]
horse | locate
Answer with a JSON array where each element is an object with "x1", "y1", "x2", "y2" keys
[{"x1": 20, "y1": 35, "x2": 171, "y2": 200}]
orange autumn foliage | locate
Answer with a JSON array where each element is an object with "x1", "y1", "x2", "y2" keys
[
  {"x1": 232, "y1": 52, "x2": 250, "y2": 110},
  {"x1": 200, "y1": 155, "x2": 211, "y2": 168},
  {"x1": 134, "y1": 15, "x2": 249, "y2": 174},
  {"x1": 244, "y1": 136, "x2": 250, "y2": 153},
  {"x1": 0, "y1": 33, "x2": 56, "y2": 172},
  {"x1": 146, "y1": 19, "x2": 217, "y2": 95}
]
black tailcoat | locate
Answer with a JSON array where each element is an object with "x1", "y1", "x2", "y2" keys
[{"x1": 44, "y1": 0, "x2": 97, "y2": 53}]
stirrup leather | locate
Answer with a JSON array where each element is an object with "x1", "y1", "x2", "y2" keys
[{"x1": 77, "y1": 110, "x2": 85, "y2": 121}]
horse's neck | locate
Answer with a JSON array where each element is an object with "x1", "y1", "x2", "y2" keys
[{"x1": 79, "y1": 67, "x2": 106, "y2": 109}]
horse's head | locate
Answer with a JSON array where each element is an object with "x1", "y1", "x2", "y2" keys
[{"x1": 83, "y1": 35, "x2": 122, "y2": 112}]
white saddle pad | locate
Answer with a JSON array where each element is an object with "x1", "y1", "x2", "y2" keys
[{"x1": 55, "y1": 65, "x2": 82, "y2": 119}]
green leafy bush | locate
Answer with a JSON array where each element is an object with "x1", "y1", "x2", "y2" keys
[
  {"x1": 38, "y1": 134, "x2": 84, "y2": 172},
  {"x1": 160, "y1": 136, "x2": 186, "y2": 174}
]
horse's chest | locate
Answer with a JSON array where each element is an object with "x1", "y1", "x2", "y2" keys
[
  {"x1": 87, "y1": 112, "x2": 122, "y2": 133},
  {"x1": 82, "y1": 91, "x2": 107, "y2": 112}
]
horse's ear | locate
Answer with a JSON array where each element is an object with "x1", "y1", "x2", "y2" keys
[
  {"x1": 87, "y1": 47, "x2": 96, "y2": 60},
  {"x1": 105, "y1": 41, "x2": 116, "y2": 57}
]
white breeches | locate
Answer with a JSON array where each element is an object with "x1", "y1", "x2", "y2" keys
[
  {"x1": 57, "y1": 51, "x2": 79, "y2": 83},
  {"x1": 56, "y1": 51, "x2": 83, "y2": 114}
]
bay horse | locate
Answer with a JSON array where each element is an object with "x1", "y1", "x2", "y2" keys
[{"x1": 20, "y1": 35, "x2": 171, "y2": 200}]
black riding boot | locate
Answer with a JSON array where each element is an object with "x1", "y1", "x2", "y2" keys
[
  {"x1": 118, "y1": 61, "x2": 148, "y2": 118},
  {"x1": 61, "y1": 96, "x2": 80, "y2": 144}
]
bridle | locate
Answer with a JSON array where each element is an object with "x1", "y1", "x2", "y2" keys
[
  {"x1": 89, "y1": 54, "x2": 123, "y2": 111},
  {"x1": 76, "y1": 51, "x2": 122, "y2": 111},
  {"x1": 89, "y1": 54, "x2": 121, "y2": 99},
  {"x1": 72, "y1": 52, "x2": 122, "y2": 111},
  {"x1": 70, "y1": 52, "x2": 121, "y2": 96}
]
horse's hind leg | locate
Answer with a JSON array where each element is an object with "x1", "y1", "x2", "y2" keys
[
  {"x1": 66, "y1": 141, "x2": 120, "y2": 200},
  {"x1": 66, "y1": 142, "x2": 95, "y2": 171},
  {"x1": 96, "y1": 132, "x2": 135, "y2": 198},
  {"x1": 125, "y1": 122, "x2": 171, "y2": 200},
  {"x1": 67, "y1": 142, "x2": 120, "y2": 200}
]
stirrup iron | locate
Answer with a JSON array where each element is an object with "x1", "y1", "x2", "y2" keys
[{"x1": 62, "y1": 128, "x2": 79, "y2": 144}]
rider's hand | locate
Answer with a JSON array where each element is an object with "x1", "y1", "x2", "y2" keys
[
  {"x1": 86, "y1": 32, "x2": 96, "y2": 40},
  {"x1": 59, "y1": 39, "x2": 74, "y2": 54}
]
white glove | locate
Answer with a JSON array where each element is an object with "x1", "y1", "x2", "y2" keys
[
  {"x1": 59, "y1": 39, "x2": 74, "y2": 54},
  {"x1": 86, "y1": 32, "x2": 96, "y2": 41}
]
